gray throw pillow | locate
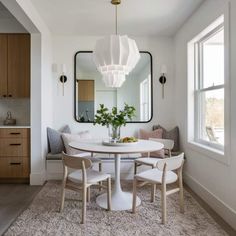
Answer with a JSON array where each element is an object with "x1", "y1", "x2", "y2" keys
[
  {"x1": 153, "y1": 125, "x2": 180, "y2": 152},
  {"x1": 47, "y1": 125, "x2": 71, "y2": 154}
]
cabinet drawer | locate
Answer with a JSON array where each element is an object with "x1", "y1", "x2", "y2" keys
[
  {"x1": 0, "y1": 138, "x2": 29, "y2": 156},
  {"x1": 0, "y1": 128, "x2": 29, "y2": 138},
  {"x1": 0, "y1": 157, "x2": 29, "y2": 178}
]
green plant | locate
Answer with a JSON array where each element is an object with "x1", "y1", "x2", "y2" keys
[{"x1": 94, "y1": 104, "x2": 136, "y2": 128}]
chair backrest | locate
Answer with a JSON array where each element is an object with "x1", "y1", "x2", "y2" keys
[
  {"x1": 62, "y1": 152, "x2": 92, "y2": 170},
  {"x1": 157, "y1": 153, "x2": 184, "y2": 171},
  {"x1": 206, "y1": 126, "x2": 218, "y2": 142},
  {"x1": 149, "y1": 138, "x2": 174, "y2": 151}
]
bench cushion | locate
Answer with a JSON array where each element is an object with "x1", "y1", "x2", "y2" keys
[{"x1": 46, "y1": 153, "x2": 62, "y2": 160}]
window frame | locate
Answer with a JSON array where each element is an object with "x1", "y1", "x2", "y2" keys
[
  {"x1": 187, "y1": 9, "x2": 231, "y2": 165},
  {"x1": 194, "y1": 24, "x2": 225, "y2": 151},
  {"x1": 140, "y1": 75, "x2": 151, "y2": 121}
]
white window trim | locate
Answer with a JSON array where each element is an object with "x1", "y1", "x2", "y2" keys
[
  {"x1": 140, "y1": 75, "x2": 151, "y2": 121},
  {"x1": 187, "y1": 3, "x2": 231, "y2": 165}
]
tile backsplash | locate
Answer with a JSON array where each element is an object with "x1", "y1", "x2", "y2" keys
[{"x1": 0, "y1": 98, "x2": 30, "y2": 126}]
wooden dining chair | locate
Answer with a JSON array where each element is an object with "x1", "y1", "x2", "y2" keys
[
  {"x1": 60, "y1": 152, "x2": 112, "y2": 224},
  {"x1": 134, "y1": 138, "x2": 174, "y2": 175},
  {"x1": 132, "y1": 153, "x2": 184, "y2": 224}
]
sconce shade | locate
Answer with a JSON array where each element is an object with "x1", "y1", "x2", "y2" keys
[
  {"x1": 161, "y1": 64, "x2": 167, "y2": 74},
  {"x1": 93, "y1": 35, "x2": 140, "y2": 87},
  {"x1": 62, "y1": 64, "x2": 67, "y2": 74}
]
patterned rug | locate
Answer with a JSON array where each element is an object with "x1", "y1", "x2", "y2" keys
[{"x1": 4, "y1": 181, "x2": 228, "y2": 236}]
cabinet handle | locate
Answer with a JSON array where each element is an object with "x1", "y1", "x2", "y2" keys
[
  {"x1": 8, "y1": 94, "x2": 12, "y2": 97},
  {"x1": 3, "y1": 95, "x2": 6, "y2": 97},
  {"x1": 9, "y1": 143, "x2": 21, "y2": 146},
  {"x1": 10, "y1": 132, "x2": 21, "y2": 135},
  {"x1": 10, "y1": 162, "x2": 21, "y2": 165}
]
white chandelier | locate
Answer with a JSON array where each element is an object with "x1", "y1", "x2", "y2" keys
[{"x1": 93, "y1": 0, "x2": 140, "y2": 88}]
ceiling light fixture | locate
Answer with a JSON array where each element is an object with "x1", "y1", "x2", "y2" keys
[{"x1": 93, "y1": 0, "x2": 140, "y2": 88}]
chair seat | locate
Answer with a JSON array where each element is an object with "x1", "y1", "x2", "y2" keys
[
  {"x1": 73, "y1": 153, "x2": 102, "y2": 163},
  {"x1": 136, "y1": 168, "x2": 178, "y2": 184},
  {"x1": 135, "y1": 157, "x2": 162, "y2": 166},
  {"x1": 68, "y1": 169, "x2": 110, "y2": 184}
]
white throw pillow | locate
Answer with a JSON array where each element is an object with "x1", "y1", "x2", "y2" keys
[{"x1": 61, "y1": 132, "x2": 92, "y2": 156}]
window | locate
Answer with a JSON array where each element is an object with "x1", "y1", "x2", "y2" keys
[
  {"x1": 187, "y1": 15, "x2": 228, "y2": 154},
  {"x1": 140, "y1": 75, "x2": 151, "y2": 121},
  {"x1": 195, "y1": 25, "x2": 224, "y2": 151}
]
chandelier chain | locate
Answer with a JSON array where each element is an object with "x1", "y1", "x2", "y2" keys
[{"x1": 115, "y1": 5, "x2": 118, "y2": 35}]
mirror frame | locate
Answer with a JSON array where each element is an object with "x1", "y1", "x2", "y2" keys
[{"x1": 74, "y1": 50, "x2": 153, "y2": 123}]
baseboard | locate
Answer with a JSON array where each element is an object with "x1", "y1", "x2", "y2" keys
[
  {"x1": 30, "y1": 171, "x2": 46, "y2": 185},
  {"x1": 184, "y1": 172, "x2": 236, "y2": 230}
]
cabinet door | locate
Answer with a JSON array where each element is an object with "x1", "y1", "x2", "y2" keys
[
  {"x1": 0, "y1": 34, "x2": 8, "y2": 97},
  {"x1": 7, "y1": 34, "x2": 30, "y2": 98},
  {"x1": 0, "y1": 157, "x2": 29, "y2": 178},
  {"x1": 78, "y1": 80, "x2": 94, "y2": 101},
  {"x1": 0, "y1": 138, "x2": 29, "y2": 157}
]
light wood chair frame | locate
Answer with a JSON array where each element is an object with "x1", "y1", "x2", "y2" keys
[
  {"x1": 132, "y1": 154, "x2": 184, "y2": 224},
  {"x1": 134, "y1": 138, "x2": 174, "y2": 175},
  {"x1": 91, "y1": 152, "x2": 102, "y2": 191},
  {"x1": 60, "y1": 152, "x2": 111, "y2": 224}
]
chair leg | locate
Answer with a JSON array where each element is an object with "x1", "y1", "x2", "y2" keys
[
  {"x1": 99, "y1": 162, "x2": 102, "y2": 191},
  {"x1": 107, "y1": 177, "x2": 112, "y2": 211},
  {"x1": 151, "y1": 184, "x2": 156, "y2": 203},
  {"x1": 60, "y1": 187, "x2": 65, "y2": 212},
  {"x1": 150, "y1": 165, "x2": 156, "y2": 203},
  {"x1": 134, "y1": 162, "x2": 137, "y2": 175},
  {"x1": 87, "y1": 187, "x2": 90, "y2": 202},
  {"x1": 179, "y1": 175, "x2": 184, "y2": 213},
  {"x1": 161, "y1": 183, "x2": 167, "y2": 224},
  {"x1": 132, "y1": 177, "x2": 137, "y2": 213},
  {"x1": 81, "y1": 185, "x2": 87, "y2": 224}
]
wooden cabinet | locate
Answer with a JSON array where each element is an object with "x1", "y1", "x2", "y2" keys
[
  {"x1": 0, "y1": 128, "x2": 30, "y2": 182},
  {"x1": 0, "y1": 34, "x2": 30, "y2": 98},
  {"x1": 78, "y1": 80, "x2": 94, "y2": 101},
  {"x1": 0, "y1": 35, "x2": 7, "y2": 97}
]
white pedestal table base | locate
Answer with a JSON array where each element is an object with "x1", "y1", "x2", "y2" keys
[{"x1": 96, "y1": 154, "x2": 141, "y2": 211}]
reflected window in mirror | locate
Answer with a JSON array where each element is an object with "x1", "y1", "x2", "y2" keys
[{"x1": 74, "y1": 51, "x2": 153, "y2": 123}]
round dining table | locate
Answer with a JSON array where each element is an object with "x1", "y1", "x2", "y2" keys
[{"x1": 69, "y1": 139, "x2": 164, "y2": 211}]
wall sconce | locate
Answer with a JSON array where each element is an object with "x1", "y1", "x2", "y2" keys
[
  {"x1": 159, "y1": 64, "x2": 167, "y2": 99},
  {"x1": 59, "y1": 64, "x2": 67, "y2": 96},
  {"x1": 52, "y1": 63, "x2": 68, "y2": 96}
]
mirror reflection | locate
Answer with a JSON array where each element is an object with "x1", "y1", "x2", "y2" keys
[{"x1": 74, "y1": 51, "x2": 153, "y2": 123}]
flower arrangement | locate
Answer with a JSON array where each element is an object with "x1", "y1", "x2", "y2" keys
[
  {"x1": 94, "y1": 104, "x2": 136, "y2": 128},
  {"x1": 94, "y1": 104, "x2": 136, "y2": 142}
]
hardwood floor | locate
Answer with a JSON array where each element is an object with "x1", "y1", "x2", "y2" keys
[
  {"x1": 185, "y1": 184, "x2": 236, "y2": 236},
  {"x1": 0, "y1": 184, "x2": 41, "y2": 235}
]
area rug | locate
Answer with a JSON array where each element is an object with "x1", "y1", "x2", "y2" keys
[{"x1": 4, "y1": 181, "x2": 227, "y2": 236}]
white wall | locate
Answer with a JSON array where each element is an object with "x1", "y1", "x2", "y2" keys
[
  {"x1": 52, "y1": 35, "x2": 175, "y2": 137},
  {"x1": 174, "y1": 0, "x2": 236, "y2": 229},
  {"x1": 1, "y1": 0, "x2": 53, "y2": 185}
]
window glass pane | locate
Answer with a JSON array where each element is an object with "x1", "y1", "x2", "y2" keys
[
  {"x1": 140, "y1": 76, "x2": 151, "y2": 121},
  {"x1": 200, "y1": 88, "x2": 224, "y2": 145},
  {"x1": 202, "y1": 29, "x2": 224, "y2": 88}
]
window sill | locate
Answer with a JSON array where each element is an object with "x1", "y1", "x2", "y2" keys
[{"x1": 187, "y1": 141, "x2": 229, "y2": 165}]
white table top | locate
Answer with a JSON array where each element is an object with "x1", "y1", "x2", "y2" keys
[{"x1": 69, "y1": 139, "x2": 164, "y2": 154}]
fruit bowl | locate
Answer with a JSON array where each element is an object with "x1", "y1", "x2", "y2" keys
[
  {"x1": 102, "y1": 137, "x2": 138, "y2": 146},
  {"x1": 119, "y1": 137, "x2": 138, "y2": 143}
]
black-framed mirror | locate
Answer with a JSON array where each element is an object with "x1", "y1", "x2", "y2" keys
[{"x1": 74, "y1": 51, "x2": 153, "y2": 123}]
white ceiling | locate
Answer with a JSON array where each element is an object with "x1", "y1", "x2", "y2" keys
[{"x1": 30, "y1": 0, "x2": 205, "y2": 36}]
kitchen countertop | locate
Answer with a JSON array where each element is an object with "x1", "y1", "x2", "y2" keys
[{"x1": 0, "y1": 126, "x2": 31, "y2": 128}]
